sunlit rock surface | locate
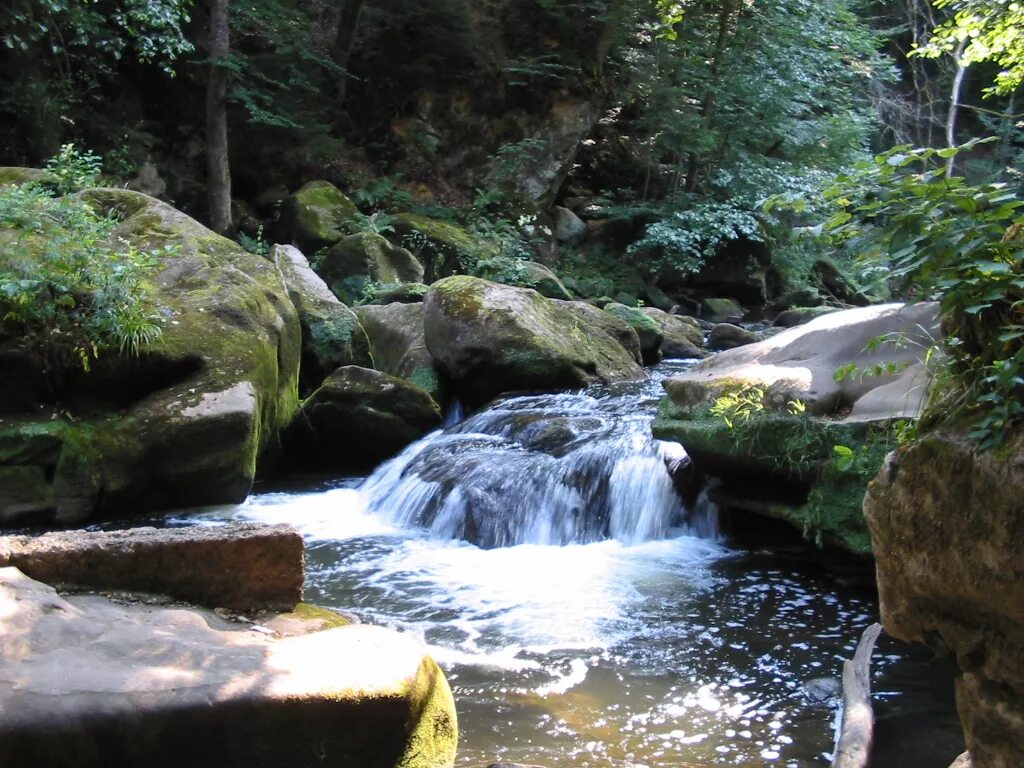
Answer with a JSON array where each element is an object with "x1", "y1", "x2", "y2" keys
[{"x1": 0, "y1": 567, "x2": 458, "y2": 768}]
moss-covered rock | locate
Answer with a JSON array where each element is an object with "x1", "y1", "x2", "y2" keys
[
  {"x1": 0, "y1": 167, "x2": 59, "y2": 188},
  {"x1": 865, "y1": 430, "x2": 1024, "y2": 768},
  {"x1": 641, "y1": 308, "x2": 706, "y2": 359},
  {"x1": 700, "y1": 297, "x2": 744, "y2": 323},
  {"x1": 603, "y1": 303, "x2": 663, "y2": 364},
  {"x1": 652, "y1": 403, "x2": 884, "y2": 554},
  {"x1": 392, "y1": 214, "x2": 499, "y2": 282},
  {"x1": 773, "y1": 306, "x2": 838, "y2": 328},
  {"x1": 473, "y1": 258, "x2": 572, "y2": 300},
  {"x1": 321, "y1": 232, "x2": 425, "y2": 303},
  {"x1": 283, "y1": 366, "x2": 442, "y2": 471},
  {"x1": 369, "y1": 283, "x2": 429, "y2": 304},
  {"x1": 278, "y1": 181, "x2": 364, "y2": 253},
  {"x1": 707, "y1": 322, "x2": 759, "y2": 351},
  {"x1": 423, "y1": 276, "x2": 644, "y2": 407},
  {"x1": 355, "y1": 303, "x2": 443, "y2": 402},
  {"x1": 273, "y1": 244, "x2": 373, "y2": 395},
  {"x1": 0, "y1": 188, "x2": 301, "y2": 526}
]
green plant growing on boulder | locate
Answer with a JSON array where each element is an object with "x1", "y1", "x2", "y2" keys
[
  {"x1": 0, "y1": 179, "x2": 164, "y2": 383},
  {"x1": 43, "y1": 144, "x2": 104, "y2": 195}
]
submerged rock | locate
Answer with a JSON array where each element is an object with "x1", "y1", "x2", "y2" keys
[
  {"x1": 283, "y1": 366, "x2": 442, "y2": 471},
  {"x1": 423, "y1": 276, "x2": 644, "y2": 407},
  {"x1": 865, "y1": 431, "x2": 1024, "y2": 768},
  {"x1": 273, "y1": 244, "x2": 372, "y2": 395},
  {"x1": 0, "y1": 188, "x2": 302, "y2": 526},
  {"x1": 0, "y1": 567, "x2": 458, "y2": 768}
]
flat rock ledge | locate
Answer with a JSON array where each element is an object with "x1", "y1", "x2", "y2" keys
[
  {"x1": 0, "y1": 523, "x2": 303, "y2": 612},
  {"x1": 0, "y1": 567, "x2": 458, "y2": 768}
]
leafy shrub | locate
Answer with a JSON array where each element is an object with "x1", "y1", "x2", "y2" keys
[
  {"x1": 627, "y1": 201, "x2": 765, "y2": 279},
  {"x1": 0, "y1": 179, "x2": 164, "y2": 383},
  {"x1": 43, "y1": 143, "x2": 104, "y2": 195}
]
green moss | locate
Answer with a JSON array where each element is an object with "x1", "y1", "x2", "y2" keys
[
  {"x1": 396, "y1": 656, "x2": 459, "y2": 768},
  {"x1": 0, "y1": 167, "x2": 60, "y2": 188},
  {"x1": 285, "y1": 602, "x2": 352, "y2": 629},
  {"x1": 407, "y1": 366, "x2": 440, "y2": 396}
]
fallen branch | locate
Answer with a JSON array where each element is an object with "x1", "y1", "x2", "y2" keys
[{"x1": 831, "y1": 622, "x2": 883, "y2": 768}]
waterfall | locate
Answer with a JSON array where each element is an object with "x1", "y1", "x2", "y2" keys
[{"x1": 358, "y1": 377, "x2": 719, "y2": 547}]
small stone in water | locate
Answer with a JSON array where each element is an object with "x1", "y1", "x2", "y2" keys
[{"x1": 803, "y1": 676, "x2": 841, "y2": 703}]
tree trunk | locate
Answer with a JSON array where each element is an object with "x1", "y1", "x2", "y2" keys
[
  {"x1": 206, "y1": 0, "x2": 232, "y2": 235},
  {"x1": 945, "y1": 38, "x2": 968, "y2": 179},
  {"x1": 332, "y1": 0, "x2": 365, "y2": 116}
]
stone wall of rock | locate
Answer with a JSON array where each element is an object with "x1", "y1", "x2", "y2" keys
[{"x1": 864, "y1": 431, "x2": 1024, "y2": 768}]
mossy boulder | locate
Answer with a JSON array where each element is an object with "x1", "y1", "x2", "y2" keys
[
  {"x1": 0, "y1": 189, "x2": 301, "y2": 526},
  {"x1": 321, "y1": 232, "x2": 425, "y2": 303},
  {"x1": 773, "y1": 306, "x2": 838, "y2": 328},
  {"x1": 652, "y1": 403, "x2": 883, "y2": 554},
  {"x1": 865, "y1": 430, "x2": 1024, "y2": 768},
  {"x1": 603, "y1": 303, "x2": 663, "y2": 364},
  {"x1": 282, "y1": 366, "x2": 442, "y2": 471},
  {"x1": 0, "y1": 167, "x2": 59, "y2": 188},
  {"x1": 473, "y1": 258, "x2": 572, "y2": 300},
  {"x1": 354, "y1": 303, "x2": 444, "y2": 402},
  {"x1": 423, "y1": 276, "x2": 644, "y2": 407},
  {"x1": 278, "y1": 181, "x2": 364, "y2": 253},
  {"x1": 369, "y1": 283, "x2": 429, "y2": 304},
  {"x1": 700, "y1": 297, "x2": 744, "y2": 323},
  {"x1": 641, "y1": 308, "x2": 706, "y2": 359},
  {"x1": 392, "y1": 214, "x2": 499, "y2": 282},
  {"x1": 707, "y1": 323, "x2": 759, "y2": 351},
  {"x1": 273, "y1": 244, "x2": 373, "y2": 395}
]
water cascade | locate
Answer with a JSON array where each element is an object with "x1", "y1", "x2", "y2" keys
[{"x1": 359, "y1": 364, "x2": 717, "y2": 547}]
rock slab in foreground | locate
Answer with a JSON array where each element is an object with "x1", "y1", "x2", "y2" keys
[
  {"x1": 865, "y1": 432, "x2": 1024, "y2": 768},
  {"x1": 424, "y1": 276, "x2": 644, "y2": 407},
  {"x1": 0, "y1": 523, "x2": 303, "y2": 611},
  {"x1": 0, "y1": 567, "x2": 458, "y2": 768}
]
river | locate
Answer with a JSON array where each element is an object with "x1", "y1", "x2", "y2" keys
[{"x1": 173, "y1": 361, "x2": 962, "y2": 767}]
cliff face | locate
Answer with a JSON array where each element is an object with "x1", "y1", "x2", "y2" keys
[{"x1": 864, "y1": 431, "x2": 1024, "y2": 768}]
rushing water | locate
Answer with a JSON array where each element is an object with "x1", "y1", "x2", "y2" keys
[{"x1": 174, "y1": 361, "x2": 962, "y2": 767}]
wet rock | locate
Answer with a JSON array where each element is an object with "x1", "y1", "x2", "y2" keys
[
  {"x1": 865, "y1": 431, "x2": 1024, "y2": 768},
  {"x1": 277, "y1": 180, "x2": 363, "y2": 253},
  {"x1": 355, "y1": 302, "x2": 443, "y2": 401},
  {"x1": 283, "y1": 366, "x2": 442, "y2": 471},
  {"x1": 423, "y1": 277, "x2": 644, "y2": 408},
  {"x1": 0, "y1": 188, "x2": 301, "y2": 526},
  {"x1": 803, "y1": 676, "x2": 841, "y2": 703},
  {"x1": 0, "y1": 567, "x2": 458, "y2": 768},
  {"x1": 707, "y1": 323, "x2": 759, "y2": 351},
  {"x1": 274, "y1": 244, "x2": 372, "y2": 395},
  {"x1": 0, "y1": 523, "x2": 303, "y2": 611}
]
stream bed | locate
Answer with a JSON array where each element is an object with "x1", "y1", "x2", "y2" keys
[{"x1": 172, "y1": 361, "x2": 963, "y2": 767}]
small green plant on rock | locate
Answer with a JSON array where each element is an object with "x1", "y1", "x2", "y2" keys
[{"x1": 0, "y1": 163, "x2": 164, "y2": 386}]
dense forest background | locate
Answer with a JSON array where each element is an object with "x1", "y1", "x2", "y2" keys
[{"x1": 1, "y1": 0, "x2": 1021, "y2": 444}]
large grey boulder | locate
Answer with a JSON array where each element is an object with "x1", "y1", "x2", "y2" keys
[
  {"x1": 0, "y1": 567, "x2": 458, "y2": 768},
  {"x1": 273, "y1": 244, "x2": 372, "y2": 395},
  {"x1": 423, "y1": 277, "x2": 644, "y2": 407},
  {"x1": 664, "y1": 303, "x2": 940, "y2": 417},
  {"x1": 355, "y1": 303, "x2": 443, "y2": 401},
  {"x1": 0, "y1": 524, "x2": 302, "y2": 611},
  {"x1": 0, "y1": 188, "x2": 302, "y2": 526},
  {"x1": 283, "y1": 366, "x2": 442, "y2": 471},
  {"x1": 552, "y1": 206, "x2": 587, "y2": 245}
]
